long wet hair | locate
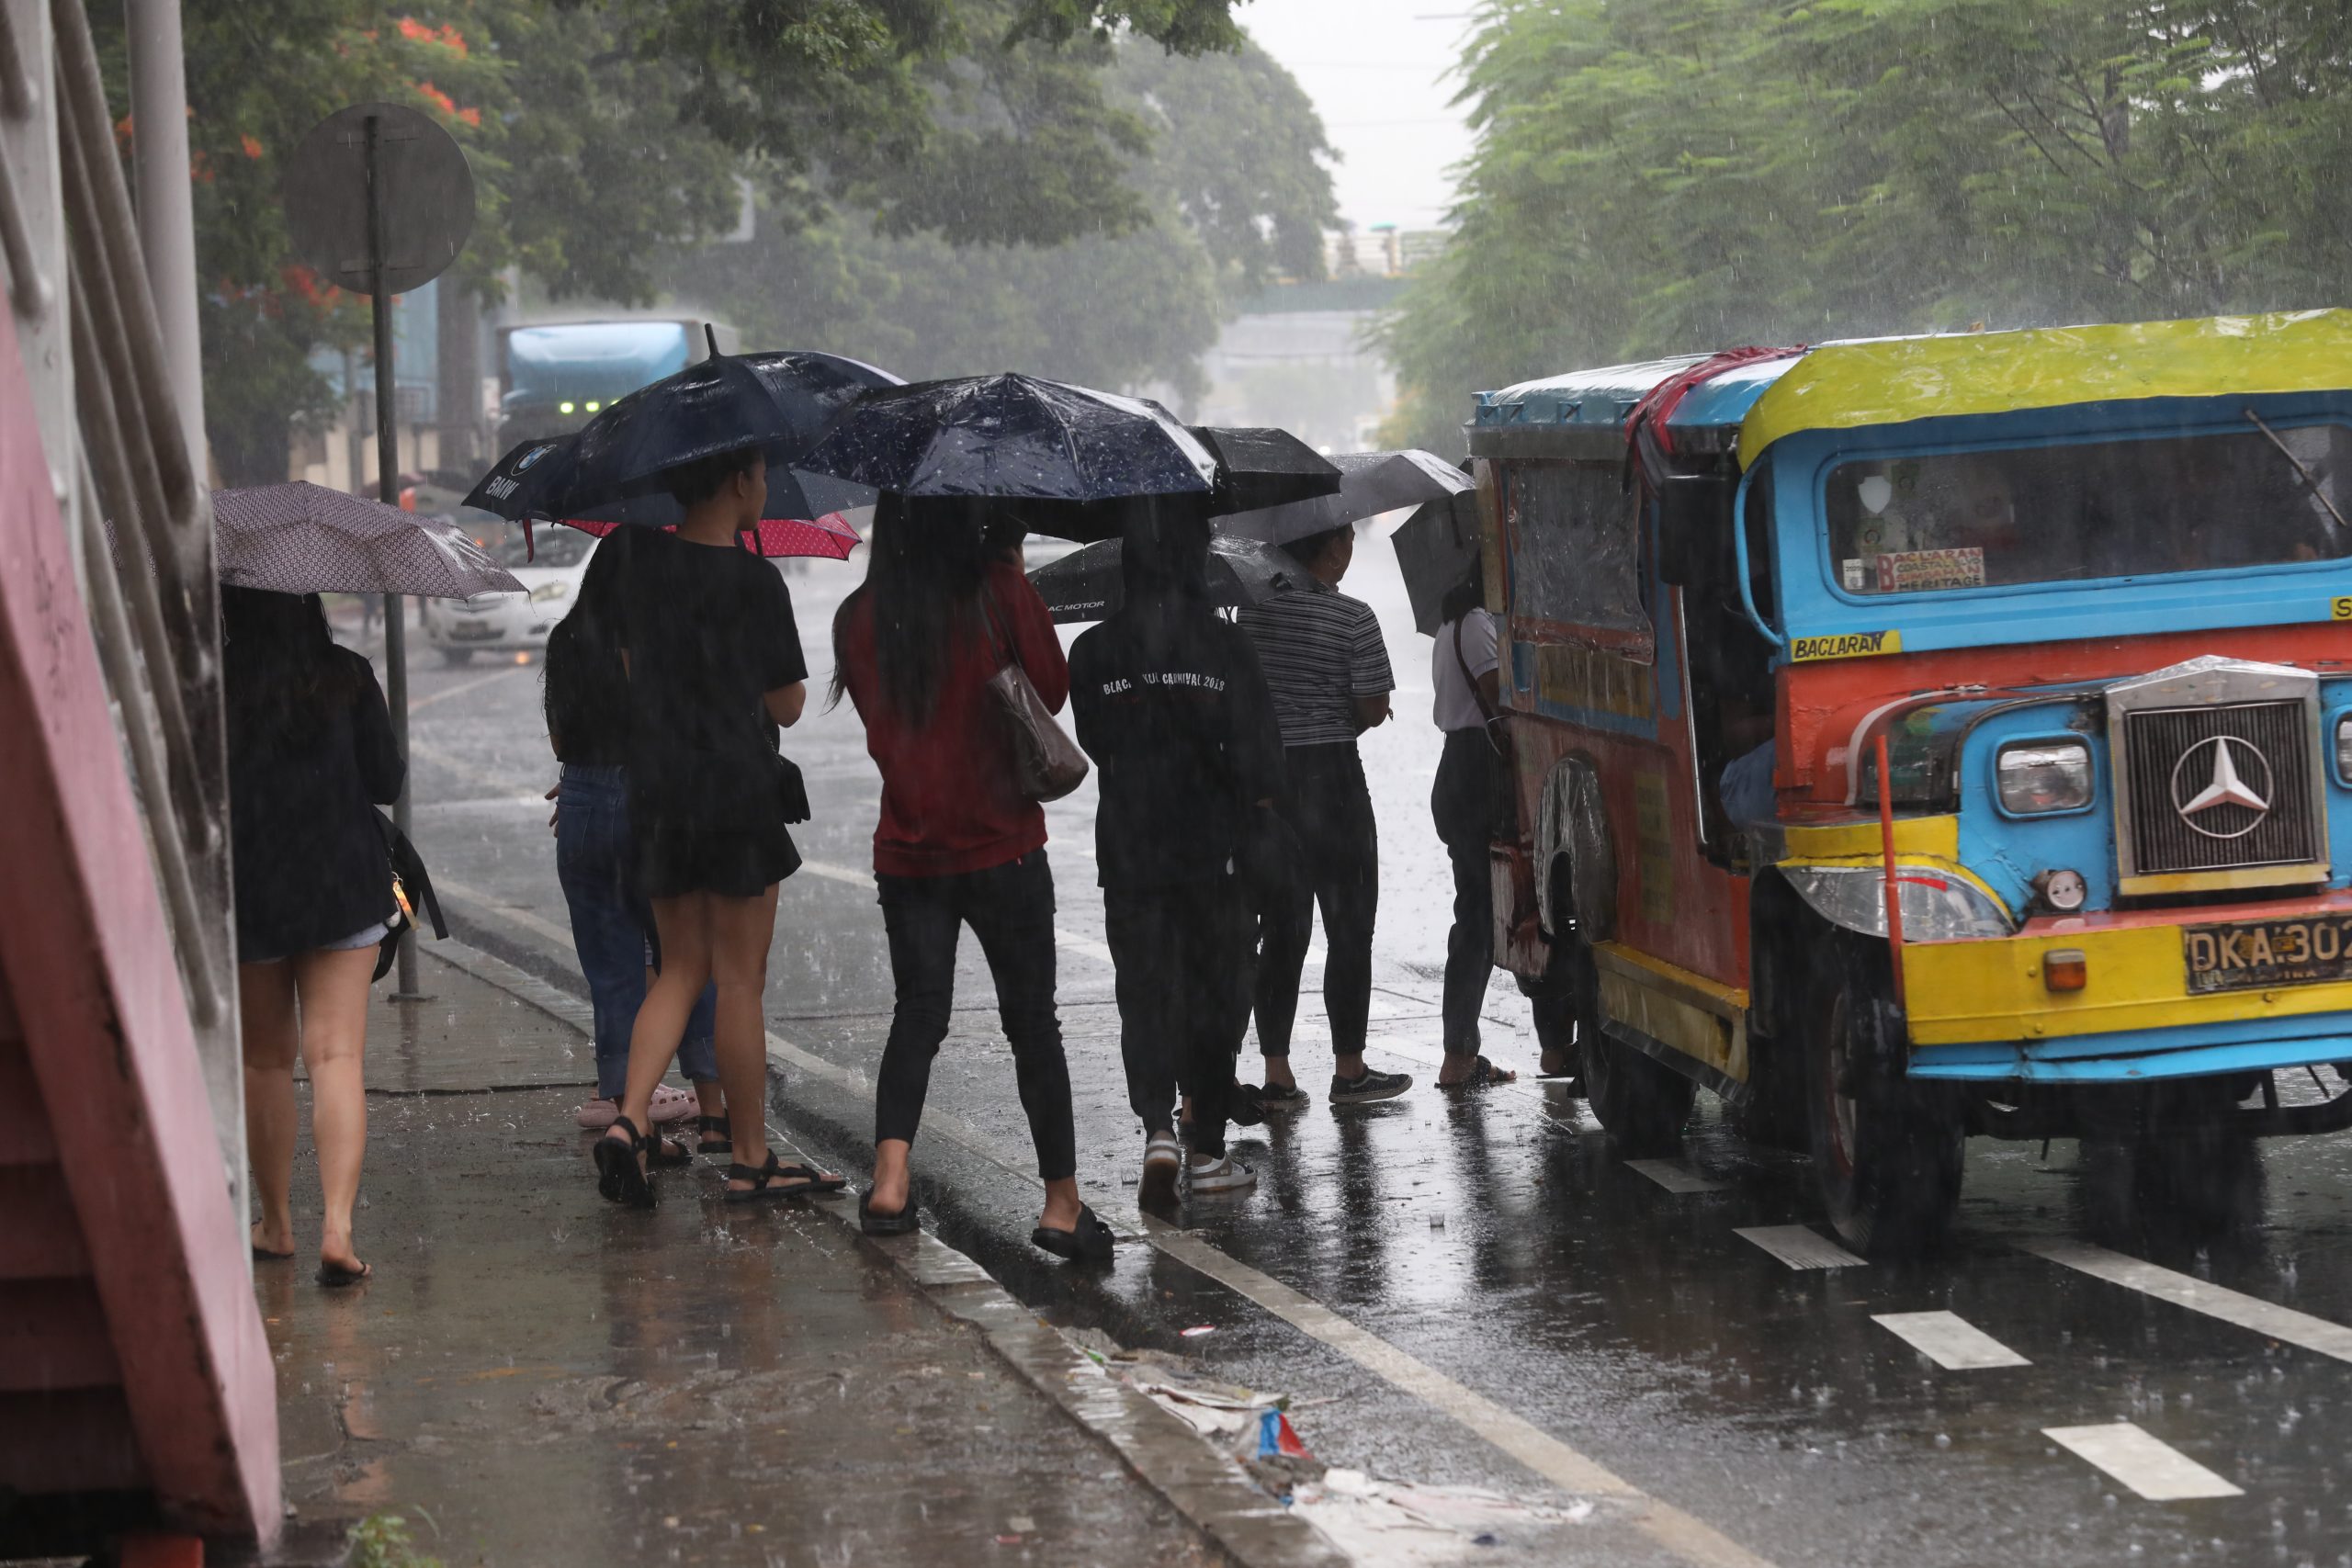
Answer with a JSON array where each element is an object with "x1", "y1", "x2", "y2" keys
[
  {"x1": 831, "y1": 492, "x2": 989, "y2": 723},
  {"x1": 1121, "y1": 496, "x2": 1214, "y2": 607},
  {"x1": 221, "y1": 586, "x2": 361, "y2": 750},
  {"x1": 542, "y1": 542, "x2": 627, "y2": 756},
  {"x1": 1439, "y1": 560, "x2": 1487, "y2": 627}
]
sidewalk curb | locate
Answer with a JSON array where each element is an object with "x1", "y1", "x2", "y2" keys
[{"x1": 424, "y1": 940, "x2": 1347, "y2": 1568}]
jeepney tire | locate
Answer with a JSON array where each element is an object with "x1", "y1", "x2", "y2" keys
[
  {"x1": 1805, "y1": 936, "x2": 1964, "y2": 1258},
  {"x1": 440, "y1": 648, "x2": 476, "y2": 666},
  {"x1": 1572, "y1": 942, "x2": 1698, "y2": 1156}
]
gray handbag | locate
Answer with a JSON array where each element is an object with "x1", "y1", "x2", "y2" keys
[{"x1": 983, "y1": 593, "x2": 1090, "y2": 802}]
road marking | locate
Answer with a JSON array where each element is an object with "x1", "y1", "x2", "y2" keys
[
  {"x1": 1871, "y1": 1311, "x2": 2029, "y2": 1370},
  {"x1": 1148, "y1": 1223, "x2": 1777, "y2": 1568},
  {"x1": 2042, "y1": 1423, "x2": 2243, "y2": 1501},
  {"x1": 799, "y1": 860, "x2": 869, "y2": 887},
  {"x1": 408, "y1": 662, "x2": 524, "y2": 714},
  {"x1": 2019, "y1": 1237, "x2": 2352, "y2": 1363},
  {"x1": 1625, "y1": 1158, "x2": 1727, "y2": 1194},
  {"x1": 1735, "y1": 1225, "x2": 1865, "y2": 1270}
]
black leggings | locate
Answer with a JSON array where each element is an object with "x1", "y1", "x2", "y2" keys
[
  {"x1": 1430, "y1": 728, "x2": 1500, "y2": 1055},
  {"x1": 1106, "y1": 876, "x2": 1252, "y2": 1159},
  {"x1": 873, "y1": 852, "x2": 1077, "y2": 1181},
  {"x1": 1255, "y1": 741, "x2": 1377, "y2": 1059}
]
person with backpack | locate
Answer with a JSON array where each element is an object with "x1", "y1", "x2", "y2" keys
[
  {"x1": 1070, "y1": 503, "x2": 1284, "y2": 1205},
  {"x1": 831, "y1": 495, "x2": 1110, "y2": 1261}
]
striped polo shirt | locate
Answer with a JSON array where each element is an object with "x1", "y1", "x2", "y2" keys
[{"x1": 1237, "y1": 579, "x2": 1395, "y2": 747}]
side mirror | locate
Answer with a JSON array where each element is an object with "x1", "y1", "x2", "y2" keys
[{"x1": 1656, "y1": 473, "x2": 1736, "y2": 587}]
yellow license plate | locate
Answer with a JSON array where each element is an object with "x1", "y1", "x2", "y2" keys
[{"x1": 2183, "y1": 916, "x2": 2352, "y2": 994}]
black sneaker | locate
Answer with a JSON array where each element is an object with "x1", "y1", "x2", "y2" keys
[
  {"x1": 1227, "y1": 1082, "x2": 1267, "y2": 1128},
  {"x1": 1329, "y1": 1068, "x2": 1412, "y2": 1105},
  {"x1": 1257, "y1": 1082, "x2": 1311, "y2": 1113}
]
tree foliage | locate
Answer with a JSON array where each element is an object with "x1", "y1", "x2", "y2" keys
[
  {"x1": 677, "y1": 35, "x2": 1337, "y2": 401},
  {"x1": 1378, "y1": 0, "x2": 2352, "y2": 454},
  {"x1": 116, "y1": 0, "x2": 1273, "y2": 480}
]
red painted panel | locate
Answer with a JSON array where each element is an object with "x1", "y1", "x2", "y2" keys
[
  {"x1": 0, "y1": 1389, "x2": 144, "y2": 1493},
  {"x1": 0, "y1": 1279, "x2": 121, "y2": 1392},
  {"x1": 1779, "y1": 626, "x2": 2352, "y2": 807},
  {"x1": 0, "y1": 1167, "x2": 90, "y2": 1279},
  {"x1": 0, "y1": 1036, "x2": 58, "y2": 1168},
  {"x1": 0, "y1": 315, "x2": 278, "y2": 1536}
]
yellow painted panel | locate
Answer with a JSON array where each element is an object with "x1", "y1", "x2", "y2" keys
[
  {"x1": 1904, "y1": 923, "x2": 2352, "y2": 1045},
  {"x1": 1782, "y1": 815, "x2": 1959, "y2": 862},
  {"x1": 2119, "y1": 863, "x2": 2332, "y2": 898},
  {"x1": 1599, "y1": 968, "x2": 1748, "y2": 1082},
  {"x1": 1740, "y1": 310, "x2": 2352, "y2": 465}
]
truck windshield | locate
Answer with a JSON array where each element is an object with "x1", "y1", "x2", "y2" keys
[{"x1": 1825, "y1": 421, "x2": 2352, "y2": 595}]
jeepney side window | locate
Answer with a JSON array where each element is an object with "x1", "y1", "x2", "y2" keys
[{"x1": 1505, "y1": 462, "x2": 1654, "y2": 660}]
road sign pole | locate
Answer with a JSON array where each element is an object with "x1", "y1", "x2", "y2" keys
[{"x1": 364, "y1": 111, "x2": 421, "y2": 998}]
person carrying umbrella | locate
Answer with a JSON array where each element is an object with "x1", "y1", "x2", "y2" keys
[
  {"x1": 1238, "y1": 523, "x2": 1412, "y2": 1109},
  {"x1": 1069, "y1": 501, "x2": 1286, "y2": 1204}
]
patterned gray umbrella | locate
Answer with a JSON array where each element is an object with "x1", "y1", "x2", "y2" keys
[{"x1": 212, "y1": 482, "x2": 522, "y2": 599}]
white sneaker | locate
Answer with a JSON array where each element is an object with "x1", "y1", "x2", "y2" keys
[
  {"x1": 1183, "y1": 1155, "x2": 1257, "y2": 1196},
  {"x1": 1138, "y1": 1131, "x2": 1182, "y2": 1209}
]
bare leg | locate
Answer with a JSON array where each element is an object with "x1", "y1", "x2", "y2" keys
[
  {"x1": 870, "y1": 1136, "x2": 911, "y2": 1213},
  {"x1": 608, "y1": 895, "x2": 713, "y2": 1164},
  {"x1": 704, "y1": 887, "x2": 831, "y2": 1191},
  {"x1": 239, "y1": 962, "x2": 300, "y2": 1256},
  {"x1": 290, "y1": 944, "x2": 379, "y2": 1274},
  {"x1": 1039, "y1": 1176, "x2": 1080, "y2": 1232}
]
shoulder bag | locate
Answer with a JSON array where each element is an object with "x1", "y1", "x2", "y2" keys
[{"x1": 983, "y1": 591, "x2": 1090, "y2": 803}]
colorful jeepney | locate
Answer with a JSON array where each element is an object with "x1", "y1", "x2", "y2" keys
[{"x1": 1467, "y1": 311, "x2": 2352, "y2": 1253}]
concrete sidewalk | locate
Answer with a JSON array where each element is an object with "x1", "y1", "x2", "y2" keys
[{"x1": 263, "y1": 949, "x2": 1218, "y2": 1567}]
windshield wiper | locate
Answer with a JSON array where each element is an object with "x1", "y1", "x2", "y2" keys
[{"x1": 2244, "y1": 407, "x2": 2350, "y2": 538}]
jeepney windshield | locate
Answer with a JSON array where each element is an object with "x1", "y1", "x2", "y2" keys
[{"x1": 1824, "y1": 421, "x2": 2352, "y2": 596}]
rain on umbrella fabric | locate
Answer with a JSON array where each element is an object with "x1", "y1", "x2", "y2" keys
[
  {"x1": 795, "y1": 373, "x2": 1220, "y2": 532},
  {"x1": 212, "y1": 482, "x2": 523, "y2": 599},
  {"x1": 1027, "y1": 534, "x2": 1302, "y2": 624},
  {"x1": 1390, "y1": 489, "x2": 1486, "y2": 636},
  {"x1": 1216, "y1": 447, "x2": 1473, "y2": 547},
  {"x1": 1186, "y1": 425, "x2": 1342, "y2": 513},
  {"x1": 560, "y1": 512, "x2": 865, "y2": 562}
]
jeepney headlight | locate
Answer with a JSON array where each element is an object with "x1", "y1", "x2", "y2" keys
[
  {"x1": 529, "y1": 581, "x2": 570, "y2": 604},
  {"x1": 2336, "y1": 713, "x2": 2352, "y2": 783},
  {"x1": 1996, "y1": 740, "x2": 2093, "y2": 815}
]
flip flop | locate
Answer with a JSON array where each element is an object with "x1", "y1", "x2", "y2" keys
[
  {"x1": 1031, "y1": 1203, "x2": 1114, "y2": 1264},
  {"x1": 859, "y1": 1187, "x2": 919, "y2": 1235},
  {"x1": 1438, "y1": 1055, "x2": 1517, "y2": 1091},
  {"x1": 252, "y1": 1244, "x2": 295, "y2": 1262},
  {"x1": 316, "y1": 1260, "x2": 372, "y2": 1288}
]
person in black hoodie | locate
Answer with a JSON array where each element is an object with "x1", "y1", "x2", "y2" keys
[
  {"x1": 225, "y1": 587, "x2": 403, "y2": 1287},
  {"x1": 1069, "y1": 502, "x2": 1285, "y2": 1207}
]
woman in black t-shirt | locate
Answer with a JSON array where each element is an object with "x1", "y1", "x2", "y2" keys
[{"x1": 586, "y1": 449, "x2": 842, "y2": 1206}]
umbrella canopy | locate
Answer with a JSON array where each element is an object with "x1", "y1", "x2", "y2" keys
[
  {"x1": 1027, "y1": 534, "x2": 1301, "y2": 624},
  {"x1": 1216, "y1": 447, "x2": 1473, "y2": 547},
  {"x1": 1392, "y1": 489, "x2": 1486, "y2": 636},
  {"x1": 797, "y1": 373, "x2": 1219, "y2": 522},
  {"x1": 213, "y1": 482, "x2": 523, "y2": 599},
  {"x1": 1186, "y1": 425, "x2": 1342, "y2": 513},
  {"x1": 560, "y1": 511, "x2": 864, "y2": 562}
]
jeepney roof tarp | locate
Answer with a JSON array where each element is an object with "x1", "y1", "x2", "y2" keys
[{"x1": 1735, "y1": 309, "x2": 2352, "y2": 465}]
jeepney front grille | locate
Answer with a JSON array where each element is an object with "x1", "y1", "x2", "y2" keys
[{"x1": 2120, "y1": 701, "x2": 2323, "y2": 876}]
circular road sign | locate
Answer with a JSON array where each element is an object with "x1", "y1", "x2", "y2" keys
[{"x1": 283, "y1": 102, "x2": 475, "y2": 297}]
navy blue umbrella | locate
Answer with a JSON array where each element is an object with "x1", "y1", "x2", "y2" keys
[{"x1": 796, "y1": 374, "x2": 1219, "y2": 541}]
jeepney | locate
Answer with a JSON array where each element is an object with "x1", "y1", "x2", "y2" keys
[{"x1": 1467, "y1": 311, "x2": 2352, "y2": 1254}]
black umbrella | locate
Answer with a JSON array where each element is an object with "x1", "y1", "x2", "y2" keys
[
  {"x1": 1187, "y1": 425, "x2": 1342, "y2": 513},
  {"x1": 1392, "y1": 489, "x2": 1486, "y2": 636},
  {"x1": 1027, "y1": 534, "x2": 1302, "y2": 624},
  {"x1": 797, "y1": 373, "x2": 1219, "y2": 538},
  {"x1": 1217, "y1": 447, "x2": 1474, "y2": 547}
]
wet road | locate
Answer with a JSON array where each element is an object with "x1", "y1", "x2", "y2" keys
[{"x1": 371, "y1": 547, "x2": 2352, "y2": 1568}]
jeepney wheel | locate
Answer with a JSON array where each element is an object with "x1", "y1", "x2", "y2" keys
[
  {"x1": 1569, "y1": 940, "x2": 1698, "y2": 1156},
  {"x1": 1805, "y1": 936, "x2": 1964, "y2": 1258},
  {"x1": 440, "y1": 648, "x2": 475, "y2": 666}
]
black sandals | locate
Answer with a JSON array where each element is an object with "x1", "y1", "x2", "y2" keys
[
  {"x1": 859, "y1": 1187, "x2": 920, "y2": 1235},
  {"x1": 1438, "y1": 1055, "x2": 1518, "y2": 1092},
  {"x1": 724, "y1": 1151, "x2": 846, "y2": 1204},
  {"x1": 1031, "y1": 1204, "x2": 1114, "y2": 1264},
  {"x1": 695, "y1": 1114, "x2": 732, "y2": 1156},
  {"x1": 594, "y1": 1115, "x2": 656, "y2": 1207}
]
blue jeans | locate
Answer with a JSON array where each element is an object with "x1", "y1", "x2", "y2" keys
[{"x1": 556, "y1": 764, "x2": 717, "y2": 1099}]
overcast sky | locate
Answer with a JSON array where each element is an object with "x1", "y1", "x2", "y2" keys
[{"x1": 1238, "y1": 0, "x2": 1479, "y2": 232}]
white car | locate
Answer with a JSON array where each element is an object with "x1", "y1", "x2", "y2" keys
[{"x1": 421, "y1": 525, "x2": 595, "y2": 665}]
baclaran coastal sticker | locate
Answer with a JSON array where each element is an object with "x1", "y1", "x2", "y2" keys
[{"x1": 1790, "y1": 629, "x2": 1904, "y2": 663}]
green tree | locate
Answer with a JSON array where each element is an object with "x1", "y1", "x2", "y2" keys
[
  {"x1": 1378, "y1": 0, "x2": 2352, "y2": 456},
  {"x1": 108, "y1": 0, "x2": 1264, "y2": 482}
]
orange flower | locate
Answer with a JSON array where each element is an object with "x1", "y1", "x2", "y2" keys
[
  {"x1": 458, "y1": 107, "x2": 481, "y2": 128},
  {"x1": 415, "y1": 81, "x2": 458, "y2": 117},
  {"x1": 241, "y1": 133, "x2": 264, "y2": 160}
]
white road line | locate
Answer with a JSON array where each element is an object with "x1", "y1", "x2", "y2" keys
[
  {"x1": 1625, "y1": 1158, "x2": 1727, "y2": 1194},
  {"x1": 1148, "y1": 1224, "x2": 1777, "y2": 1568},
  {"x1": 1871, "y1": 1311, "x2": 2030, "y2": 1371},
  {"x1": 798, "y1": 859, "x2": 870, "y2": 887},
  {"x1": 2042, "y1": 1423, "x2": 2243, "y2": 1501},
  {"x1": 1735, "y1": 1225, "x2": 1866, "y2": 1270},
  {"x1": 2019, "y1": 1237, "x2": 2352, "y2": 1363},
  {"x1": 408, "y1": 662, "x2": 524, "y2": 714}
]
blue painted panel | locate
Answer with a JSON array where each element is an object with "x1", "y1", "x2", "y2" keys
[
  {"x1": 1911, "y1": 1016, "x2": 2352, "y2": 1083},
  {"x1": 1953, "y1": 701, "x2": 2119, "y2": 914},
  {"x1": 1765, "y1": 392, "x2": 2352, "y2": 659}
]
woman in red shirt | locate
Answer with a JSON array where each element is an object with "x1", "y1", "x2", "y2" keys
[{"x1": 832, "y1": 497, "x2": 1109, "y2": 1261}]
